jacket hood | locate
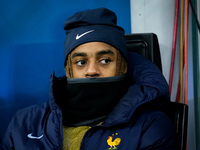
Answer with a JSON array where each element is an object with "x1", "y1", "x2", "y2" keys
[{"x1": 49, "y1": 52, "x2": 170, "y2": 127}]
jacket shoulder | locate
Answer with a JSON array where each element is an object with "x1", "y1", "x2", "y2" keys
[
  {"x1": 8, "y1": 101, "x2": 51, "y2": 129},
  {"x1": 16, "y1": 101, "x2": 51, "y2": 116},
  {"x1": 12, "y1": 101, "x2": 51, "y2": 128}
]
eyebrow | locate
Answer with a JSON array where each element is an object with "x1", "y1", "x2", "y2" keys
[
  {"x1": 71, "y1": 52, "x2": 87, "y2": 58},
  {"x1": 96, "y1": 50, "x2": 115, "y2": 56},
  {"x1": 71, "y1": 49, "x2": 115, "y2": 59}
]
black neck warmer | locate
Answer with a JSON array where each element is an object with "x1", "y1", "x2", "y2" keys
[{"x1": 54, "y1": 75, "x2": 130, "y2": 127}]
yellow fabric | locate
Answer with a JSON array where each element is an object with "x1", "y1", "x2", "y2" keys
[{"x1": 62, "y1": 126, "x2": 91, "y2": 150}]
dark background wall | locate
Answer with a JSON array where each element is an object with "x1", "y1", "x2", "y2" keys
[{"x1": 0, "y1": 0, "x2": 131, "y2": 140}]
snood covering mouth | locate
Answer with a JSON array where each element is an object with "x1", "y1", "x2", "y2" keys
[{"x1": 55, "y1": 75, "x2": 130, "y2": 127}]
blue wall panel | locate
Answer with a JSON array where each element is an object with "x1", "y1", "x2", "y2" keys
[{"x1": 0, "y1": 0, "x2": 131, "y2": 139}]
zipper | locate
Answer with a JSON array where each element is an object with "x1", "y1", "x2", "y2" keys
[
  {"x1": 53, "y1": 106, "x2": 63, "y2": 150},
  {"x1": 80, "y1": 124, "x2": 103, "y2": 150}
]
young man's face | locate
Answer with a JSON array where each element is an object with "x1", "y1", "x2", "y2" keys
[{"x1": 67, "y1": 42, "x2": 118, "y2": 78}]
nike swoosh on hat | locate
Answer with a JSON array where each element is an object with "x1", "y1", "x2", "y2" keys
[{"x1": 76, "y1": 30, "x2": 94, "y2": 40}]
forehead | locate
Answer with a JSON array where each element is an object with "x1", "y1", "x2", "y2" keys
[{"x1": 71, "y1": 42, "x2": 118, "y2": 56}]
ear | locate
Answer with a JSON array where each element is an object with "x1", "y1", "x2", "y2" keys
[
  {"x1": 65, "y1": 54, "x2": 73, "y2": 78},
  {"x1": 123, "y1": 65, "x2": 128, "y2": 74}
]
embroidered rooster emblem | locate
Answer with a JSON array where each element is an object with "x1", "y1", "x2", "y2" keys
[{"x1": 107, "y1": 134, "x2": 121, "y2": 150}]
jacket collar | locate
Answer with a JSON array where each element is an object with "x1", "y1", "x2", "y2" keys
[{"x1": 49, "y1": 73, "x2": 169, "y2": 128}]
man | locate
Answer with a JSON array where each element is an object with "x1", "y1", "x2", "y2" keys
[{"x1": 1, "y1": 8, "x2": 178, "y2": 149}]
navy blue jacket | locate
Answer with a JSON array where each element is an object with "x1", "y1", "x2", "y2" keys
[{"x1": 1, "y1": 52, "x2": 178, "y2": 150}]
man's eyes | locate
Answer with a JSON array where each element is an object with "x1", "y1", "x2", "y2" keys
[
  {"x1": 99, "y1": 58, "x2": 111, "y2": 64},
  {"x1": 75, "y1": 58, "x2": 112, "y2": 66},
  {"x1": 75, "y1": 60, "x2": 86, "y2": 66}
]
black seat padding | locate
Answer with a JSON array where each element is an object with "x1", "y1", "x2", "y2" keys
[{"x1": 125, "y1": 33, "x2": 162, "y2": 72}]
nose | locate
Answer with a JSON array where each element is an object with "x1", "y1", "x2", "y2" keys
[{"x1": 85, "y1": 62, "x2": 100, "y2": 78}]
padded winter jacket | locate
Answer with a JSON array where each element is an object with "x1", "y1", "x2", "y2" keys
[{"x1": 1, "y1": 52, "x2": 178, "y2": 150}]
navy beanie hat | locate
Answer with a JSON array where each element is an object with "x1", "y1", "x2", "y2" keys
[{"x1": 63, "y1": 8, "x2": 127, "y2": 64}]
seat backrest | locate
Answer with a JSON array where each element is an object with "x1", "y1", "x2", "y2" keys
[
  {"x1": 125, "y1": 33, "x2": 188, "y2": 150},
  {"x1": 160, "y1": 102, "x2": 188, "y2": 150},
  {"x1": 125, "y1": 33, "x2": 162, "y2": 72}
]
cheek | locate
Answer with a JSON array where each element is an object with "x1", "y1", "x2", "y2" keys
[
  {"x1": 101, "y1": 64, "x2": 117, "y2": 77},
  {"x1": 72, "y1": 68, "x2": 85, "y2": 78}
]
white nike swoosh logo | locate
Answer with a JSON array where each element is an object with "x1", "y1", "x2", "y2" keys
[
  {"x1": 76, "y1": 30, "x2": 94, "y2": 40},
  {"x1": 27, "y1": 133, "x2": 43, "y2": 139}
]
